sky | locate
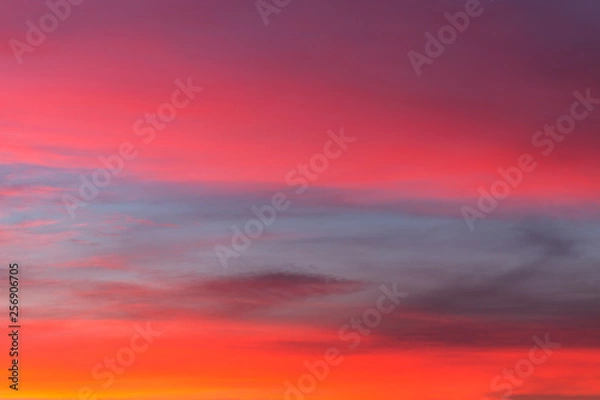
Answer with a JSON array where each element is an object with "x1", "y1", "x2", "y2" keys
[{"x1": 1, "y1": 0, "x2": 600, "y2": 399}]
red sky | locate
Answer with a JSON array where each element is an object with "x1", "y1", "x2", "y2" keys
[{"x1": 1, "y1": 0, "x2": 600, "y2": 399}]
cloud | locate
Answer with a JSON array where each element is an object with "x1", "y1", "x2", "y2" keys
[{"x1": 28, "y1": 271, "x2": 364, "y2": 321}]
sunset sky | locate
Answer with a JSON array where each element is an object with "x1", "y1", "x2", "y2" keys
[{"x1": 2, "y1": 0, "x2": 600, "y2": 399}]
